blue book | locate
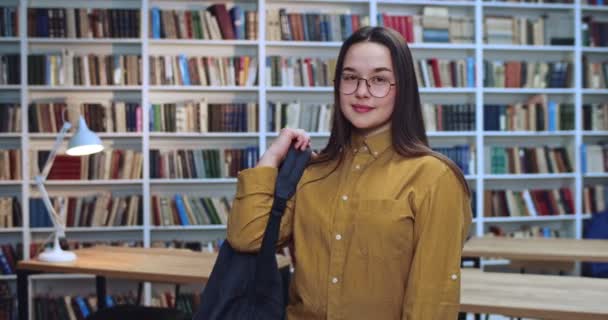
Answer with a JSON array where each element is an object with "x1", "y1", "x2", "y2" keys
[
  {"x1": 581, "y1": 143, "x2": 587, "y2": 174},
  {"x1": 229, "y1": 6, "x2": 244, "y2": 40},
  {"x1": 344, "y1": 14, "x2": 352, "y2": 40},
  {"x1": 106, "y1": 296, "x2": 114, "y2": 308},
  {"x1": 174, "y1": 195, "x2": 190, "y2": 225},
  {"x1": 548, "y1": 101, "x2": 557, "y2": 131},
  {"x1": 466, "y1": 57, "x2": 475, "y2": 88},
  {"x1": 75, "y1": 296, "x2": 90, "y2": 318},
  {"x1": 151, "y1": 7, "x2": 161, "y2": 39},
  {"x1": 178, "y1": 54, "x2": 191, "y2": 85},
  {"x1": 377, "y1": 14, "x2": 384, "y2": 27},
  {"x1": 0, "y1": 252, "x2": 12, "y2": 274}
]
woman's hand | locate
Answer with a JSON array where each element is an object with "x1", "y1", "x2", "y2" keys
[{"x1": 256, "y1": 128, "x2": 311, "y2": 168}]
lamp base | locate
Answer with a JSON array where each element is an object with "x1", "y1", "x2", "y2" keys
[{"x1": 37, "y1": 235, "x2": 77, "y2": 263}]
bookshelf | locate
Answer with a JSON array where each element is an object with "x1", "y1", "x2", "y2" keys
[{"x1": 0, "y1": 0, "x2": 606, "y2": 316}]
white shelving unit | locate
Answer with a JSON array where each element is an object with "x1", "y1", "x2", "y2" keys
[{"x1": 0, "y1": 0, "x2": 607, "y2": 314}]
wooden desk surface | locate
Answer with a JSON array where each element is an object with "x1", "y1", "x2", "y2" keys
[
  {"x1": 17, "y1": 246, "x2": 292, "y2": 284},
  {"x1": 462, "y1": 237, "x2": 608, "y2": 262},
  {"x1": 461, "y1": 269, "x2": 608, "y2": 320}
]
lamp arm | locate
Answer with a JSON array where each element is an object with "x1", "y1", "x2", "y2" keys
[
  {"x1": 40, "y1": 121, "x2": 72, "y2": 179},
  {"x1": 34, "y1": 121, "x2": 72, "y2": 237},
  {"x1": 34, "y1": 177, "x2": 66, "y2": 237}
]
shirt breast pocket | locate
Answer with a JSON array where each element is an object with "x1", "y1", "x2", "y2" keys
[{"x1": 352, "y1": 199, "x2": 415, "y2": 259}]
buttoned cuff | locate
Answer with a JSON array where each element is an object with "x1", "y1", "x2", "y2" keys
[{"x1": 235, "y1": 166, "x2": 278, "y2": 198}]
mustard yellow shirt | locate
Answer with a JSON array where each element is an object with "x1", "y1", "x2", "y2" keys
[{"x1": 227, "y1": 129, "x2": 472, "y2": 320}]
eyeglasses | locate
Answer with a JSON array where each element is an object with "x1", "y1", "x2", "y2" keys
[{"x1": 338, "y1": 74, "x2": 396, "y2": 98}]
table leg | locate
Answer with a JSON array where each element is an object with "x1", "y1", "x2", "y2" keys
[
  {"x1": 17, "y1": 270, "x2": 31, "y2": 320},
  {"x1": 96, "y1": 276, "x2": 107, "y2": 310},
  {"x1": 174, "y1": 284, "x2": 181, "y2": 309}
]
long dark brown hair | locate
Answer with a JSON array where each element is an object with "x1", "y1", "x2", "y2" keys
[{"x1": 311, "y1": 26, "x2": 470, "y2": 195}]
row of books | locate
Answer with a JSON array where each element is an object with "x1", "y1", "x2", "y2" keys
[
  {"x1": 29, "y1": 102, "x2": 142, "y2": 133},
  {"x1": 151, "y1": 5, "x2": 257, "y2": 40},
  {"x1": 422, "y1": 104, "x2": 476, "y2": 132},
  {"x1": 483, "y1": 61, "x2": 572, "y2": 88},
  {"x1": 432, "y1": 145, "x2": 475, "y2": 175},
  {"x1": 414, "y1": 58, "x2": 475, "y2": 88},
  {"x1": 0, "y1": 197, "x2": 21, "y2": 228},
  {"x1": 150, "y1": 147, "x2": 258, "y2": 179},
  {"x1": 0, "y1": 149, "x2": 21, "y2": 180},
  {"x1": 0, "y1": 243, "x2": 20, "y2": 275},
  {"x1": 150, "y1": 101, "x2": 258, "y2": 133},
  {"x1": 152, "y1": 195, "x2": 230, "y2": 226},
  {"x1": 0, "y1": 7, "x2": 17, "y2": 37},
  {"x1": 379, "y1": 8, "x2": 474, "y2": 44},
  {"x1": 33, "y1": 294, "x2": 139, "y2": 320},
  {"x1": 583, "y1": 184, "x2": 608, "y2": 214},
  {"x1": 28, "y1": 53, "x2": 142, "y2": 86},
  {"x1": 28, "y1": 8, "x2": 140, "y2": 38},
  {"x1": 0, "y1": 54, "x2": 20, "y2": 85},
  {"x1": 484, "y1": 15, "x2": 547, "y2": 45},
  {"x1": 266, "y1": 9, "x2": 368, "y2": 42},
  {"x1": 267, "y1": 102, "x2": 333, "y2": 133},
  {"x1": 582, "y1": 143, "x2": 608, "y2": 173},
  {"x1": 486, "y1": 225, "x2": 561, "y2": 238},
  {"x1": 483, "y1": 188, "x2": 575, "y2": 217},
  {"x1": 30, "y1": 195, "x2": 142, "y2": 228},
  {"x1": 484, "y1": 101, "x2": 575, "y2": 131},
  {"x1": 583, "y1": 58, "x2": 608, "y2": 89},
  {"x1": 0, "y1": 104, "x2": 20, "y2": 133},
  {"x1": 266, "y1": 56, "x2": 336, "y2": 87},
  {"x1": 488, "y1": 146, "x2": 573, "y2": 174},
  {"x1": 32, "y1": 150, "x2": 143, "y2": 180},
  {"x1": 153, "y1": 292, "x2": 199, "y2": 317},
  {"x1": 582, "y1": 16, "x2": 608, "y2": 47},
  {"x1": 583, "y1": 103, "x2": 608, "y2": 131},
  {"x1": 150, "y1": 55, "x2": 257, "y2": 87}
]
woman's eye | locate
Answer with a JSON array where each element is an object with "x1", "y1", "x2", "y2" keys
[
  {"x1": 343, "y1": 75, "x2": 357, "y2": 81},
  {"x1": 371, "y1": 76, "x2": 388, "y2": 84}
]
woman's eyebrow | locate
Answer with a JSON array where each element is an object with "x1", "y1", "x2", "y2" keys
[{"x1": 342, "y1": 66, "x2": 393, "y2": 73}]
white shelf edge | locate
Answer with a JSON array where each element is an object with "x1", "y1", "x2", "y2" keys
[
  {"x1": 582, "y1": 47, "x2": 608, "y2": 53},
  {"x1": 482, "y1": 2, "x2": 574, "y2": 10},
  {"x1": 484, "y1": 131, "x2": 576, "y2": 137},
  {"x1": 0, "y1": 133, "x2": 24, "y2": 138},
  {"x1": 484, "y1": 88, "x2": 576, "y2": 94},
  {"x1": 31, "y1": 226, "x2": 144, "y2": 233},
  {"x1": 29, "y1": 180, "x2": 144, "y2": 185},
  {"x1": 581, "y1": 5, "x2": 608, "y2": 12},
  {"x1": 150, "y1": 178, "x2": 238, "y2": 184},
  {"x1": 379, "y1": 0, "x2": 475, "y2": 7},
  {"x1": 29, "y1": 133, "x2": 143, "y2": 139},
  {"x1": 28, "y1": 38, "x2": 141, "y2": 44},
  {"x1": 148, "y1": 86, "x2": 258, "y2": 92},
  {"x1": 0, "y1": 37, "x2": 19, "y2": 42},
  {"x1": 149, "y1": 132, "x2": 259, "y2": 138},
  {"x1": 582, "y1": 89, "x2": 608, "y2": 95},
  {"x1": 409, "y1": 43, "x2": 476, "y2": 49},
  {"x1": 483, "y1": 215, "x2": 577, "y2": 223},
  {"x1": 0, "y1": 228, "x2": 23, "y2": 233},
  {"x1": 583, "y1": 173, "x2": 608, "y2": 178},
  {"x1": 28, "y1": 86, "x2": 142, "y2": 91},
  {"x1": 0, "y1": 275, "x2": 16, "y2": 280},
  {"x1": 151, "y1": 225, "x2": 227, "y2": 231},
  {"x1": 0, "y1": 85, "x2": 20, "y2": 90},
  {"x1": 266, "y1": 41, "x2": 342, "y2": 47},
  {"x1": 483, "y1": 44, "x2": 574, "y2": 51},
  {"x1": 484, "y1": 173, "x2": 576, "y2": 180},
  {"x1": 0, "y1": 180, "x2": 22, "y2": 185},
  {"x1": 149, "y1": 39, "x2": 257, "y2": 46}
]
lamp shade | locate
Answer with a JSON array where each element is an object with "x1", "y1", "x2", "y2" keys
[{"x1": 66, "y1": 116, "x2": 104, "y2": 156}]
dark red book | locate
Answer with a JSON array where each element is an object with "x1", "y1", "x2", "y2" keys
[{"x1": 208, "y1": 4, "x2": 235, "y2": 40}]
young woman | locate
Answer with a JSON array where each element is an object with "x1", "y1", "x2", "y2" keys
[{"x1": 227, "y1": 26, "x2": 472, "y2": 319}]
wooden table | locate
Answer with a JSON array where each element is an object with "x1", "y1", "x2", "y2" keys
[
  {"x1": 463, "y1": 237, "x2": 608, "y2": 262},
  {"x1": 17, "y1": 246, "x2": 291, "y2": 320},
  {"x1": 460, "y1": 268, "x2": 608, "y2": 320}
]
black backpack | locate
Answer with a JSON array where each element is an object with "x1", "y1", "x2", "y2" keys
[{"x1": 193, "y1": 145, "x2": 311, "y2": 320}]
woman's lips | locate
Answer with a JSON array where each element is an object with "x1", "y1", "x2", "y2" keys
[{"x1": 352, "y1": 104, "x2": 374, "y2": 113}]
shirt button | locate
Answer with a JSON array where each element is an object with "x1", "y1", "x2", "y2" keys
[
  {"x1": 451, "y1": 274, "x2": 458, "y2": 280},
  {"x1": 354, "y1": 164, "x2": 360, "y2": 170},
  {"x1": 373, "y1": 151, "x2": 378, "y2": 156},
  {"x1": 342, "y1": 195, "x2": 348, "y2": 201},
  {"x1": 335, "y1": 234, "x2": 342, "y2": 240},
  {"x1": 361, "y1": 146, "x2": 368, "y2": 152},
  {"x1": 332, "y1": 277, "x2": 339, "y2": 284}
]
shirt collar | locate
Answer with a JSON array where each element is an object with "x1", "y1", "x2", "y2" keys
[{"x1": 350, "y1": 128, "x2": 392, "y2": 158}]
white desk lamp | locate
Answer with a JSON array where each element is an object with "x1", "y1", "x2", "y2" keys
[{"x1": 34, "y1": 115, "x2": 104, "y2": 262}]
